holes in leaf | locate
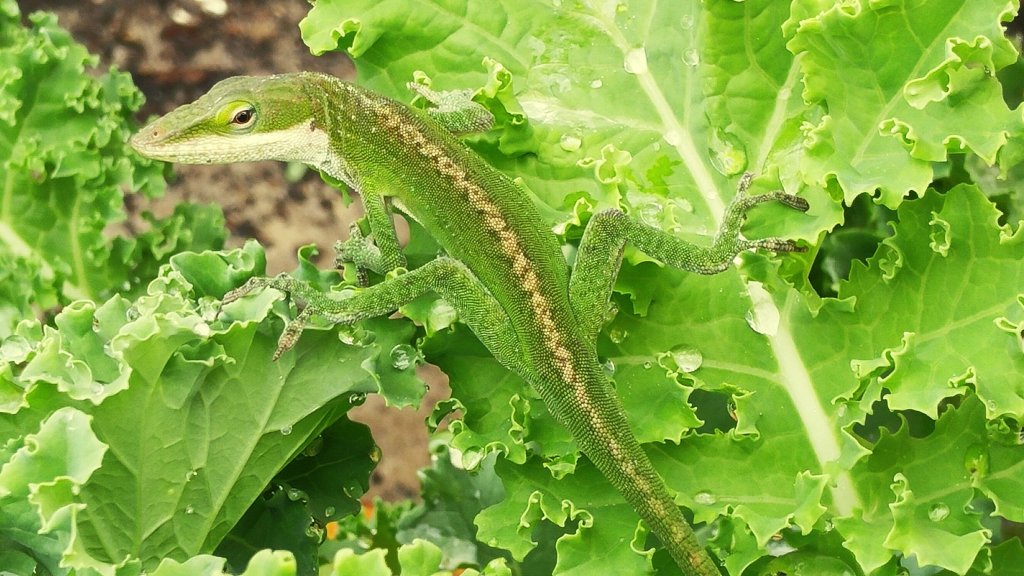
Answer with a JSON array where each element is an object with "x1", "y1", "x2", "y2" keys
[
  {"x1": 852, "y1": 393, "x2": 937, "y2": 443},
  {"x1": 519, "y1": 517, "x2": 573, "y2": 574},
  {"x1": 689, "y1": 388, "x2": 737, "y2": 434},
  {"x1": 808, "y1": 193, "x2": 896, "y2": 297}
]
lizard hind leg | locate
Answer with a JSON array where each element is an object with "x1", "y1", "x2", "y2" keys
[{"x1": 568, "y1": 172, "x2": 809, "y2": 343}]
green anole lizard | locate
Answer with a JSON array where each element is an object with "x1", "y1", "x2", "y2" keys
[{"x1": 130, "y1": 72, "x2": 808, "y2": 576}]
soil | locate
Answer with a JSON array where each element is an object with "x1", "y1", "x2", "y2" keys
[{"x1": 18, "y1": 0, "x2": 445, "y2": 502}]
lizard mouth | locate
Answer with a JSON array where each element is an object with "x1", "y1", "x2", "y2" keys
[
  {"x1": 128, "y1": 122, "x2": 161, "y2": 154},
  {"x1": 128, "y1": 120, "x2": 188, "y2": 162}
]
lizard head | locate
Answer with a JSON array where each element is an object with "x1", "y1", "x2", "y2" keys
[{"x1": 130, "y1": 74, "x2": 326, "y2": 165}]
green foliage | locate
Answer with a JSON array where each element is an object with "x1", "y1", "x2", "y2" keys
[
  {"x1": 0, "y1": 1, "x2": 226, "y2": 339},
  {"x1": 1, "y1": 1, "x2": 1023, "y2": 576},
  {"x1": 302, "y1": 1, "x2": 1024, "y2": 574}
]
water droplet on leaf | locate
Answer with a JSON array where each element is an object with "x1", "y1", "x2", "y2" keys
[
  {"x1": 964, "y1": 443, "x2": 989, "y2": 478},
  {"x1": 390, "y1": 344, "x2": 421, "y2": 370},
  {"x1": 745, "y1": 282, "x2": 779, "y2": 336},
  {"x1": 608, "y1": 328, "x2": 629, "y2": 344},
  {"x1": 624, "y1": 47, "x2": 648, "y2": 75},
  {"x1": 342, "y1": 481, "x2": 364, "y2": 499},
  {"x1": 664, "y1": 346, "x2": 703, "y2": 373},
  {"x1": 602, "y1": 359, "x2": 616, "y2": 376},
  {"x1": 683, "y1": 48, "x2": 700, "y2": 67},
  {"x1": 928, "y1": 503, "x2": 950, "y2": 522},
  {"x1": 708, "y1": 129, "x2": 748, "y2": 176},
  {"x1": 306, "y1": 519, "x2": 325, "y2": 540},
  {"x1": 338, "y1": 325, "x2": 375, "y2": 346},
  {"x1": 280, "y1": 425, "x2": 292, "y2": 436},
  {"x1": 560, "y1": 133, "x2": 582, "y2": 152},
  {"x1": 638, "y1": 203, "x2": 662, "y2": 227},
  {"x1": 694, "y1": 491, "x2": 717, "y2": 505}
]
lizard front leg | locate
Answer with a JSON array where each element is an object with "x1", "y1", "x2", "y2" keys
[
  {"x1": 569, "y1": 173, "x2": 808, "y2": 343},
  {"x1": 222, "y1": 257, "x2": 527, "y2": 374},
  {"x1": 335, "y1": 191, "x2": 407, "y2": 286},
  {"x1": 407, "y1": 82, "x2": 495, "y2": 135}
]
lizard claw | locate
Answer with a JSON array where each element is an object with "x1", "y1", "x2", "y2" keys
[
  {"x1": 272, "y1": 307, "x2": 312, "y2": 361},
  {"x1": 726, "y1": 184, "x2": 809, "y2": 222},
  {"x1": 703, "y1": 173, "x2": 810, "y2": 267},
  {"x1": 777, "y1": 193, "x2": 810, "y2": 213},
  {"x1": 222, "y1": 277, "x2": 262, "y2": 306},
  {"x1": 217, "y1": 277, "x2": 272, "y2": 319},
  {"x1": 745, "y1": 238, "x2": 806, "y2": 253}
]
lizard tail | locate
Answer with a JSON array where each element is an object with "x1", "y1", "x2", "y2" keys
[{"x1": 535, "y1": 362, "x2": 721, "y2": 576}]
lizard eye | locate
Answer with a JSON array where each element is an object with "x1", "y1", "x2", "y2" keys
[{"x1": 230, "y1": 107, "x2": 255, "y2": 126}]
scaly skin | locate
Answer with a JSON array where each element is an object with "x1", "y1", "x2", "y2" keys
[{"x1": 131, "y1": 72, "x2": 808, "y2": 575}]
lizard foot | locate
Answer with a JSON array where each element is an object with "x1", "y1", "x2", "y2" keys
[
  {"x1": 222, "y1": 273, "x2": 292, "y2": 306},
  {"x1": 221, "y1": 274, "x2": 360, "y2": 360},
  {"x1": 725, "y1": 172, "x2": 810, "y2": 222},
  {"x1": 335, "y1": 223, "x2": 382, "y2": 286},
  {"x1": 712, "y1": 172, "x2": 809, "y2": 257}
]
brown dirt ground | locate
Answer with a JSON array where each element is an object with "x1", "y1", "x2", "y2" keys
[{"x1": 19, "y1": 0, "x2": 446, "y2": 502}]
